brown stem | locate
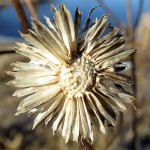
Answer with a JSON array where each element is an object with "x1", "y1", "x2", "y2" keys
[
  {"x1": 134, "y1": 0, "x2": 144, "y2": 30},
  {"x1": 12, "y1": 0, "x2": 30, "y2": 33},
  {"x1": 24, "y1": 0, "x2": 38, "y2": 19},
  {"x1": 79, "y1": 134, "x2": 93, "y2": 150},
  {"x1": 126, "y1": 0, "x2": 134, "y2": 41},
  {"x1": 126, "y1": 1, "x2": 137, "y2": 150},
  {"x1": 131, "y1": 53, "x2": 137, "y2": 150},
  {"x1": 0, "y1": 50, "x2": 16, "y2": 55},
  {"x1": 105, "y1": 112, "x2": 123, "y2": 150},
  {"x1": 82, "y1": 138, "x2": 93, "y2": 150}
]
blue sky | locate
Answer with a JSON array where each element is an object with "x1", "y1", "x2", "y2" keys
[{"x1": 0, "y1": 0, "x2": 149, "y2": 37}]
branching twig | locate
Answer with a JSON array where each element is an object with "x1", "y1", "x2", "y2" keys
[{"x1": 12, "y1": 0, "x2": 30, "y2": 33}]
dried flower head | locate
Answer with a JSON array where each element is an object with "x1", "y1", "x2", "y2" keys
[{"x1": 7, "y1": 4, "x2": 135, "y2": 143}]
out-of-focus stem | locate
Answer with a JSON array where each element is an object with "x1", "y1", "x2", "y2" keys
[
  {"x1": 79, "y1": 134, "x2": 93, "y2": 150},
  {"x1": 134, "y1": 0, "x2": 144, "y2": 30},
  {"x1": 24, "y1": 0, "x2": 38, "y2": 19},
  {"x1": 105, "y1": 112, "x2": 123, "y2": 150},
  {"x1": 131, "y1": 53, "x2": 137, "y2": 150},
  {"x1": 126, "y1": 0, "x2": 134, "y2": 41},
  {"x1": 12, "y1": 0, "x2": 30, "y2": 33},
  {"x1": 0, "y1": 50, "x2": 16, "y2": 55},
  {"x1": 126, "y1": 1, "x2": 137, "y2": 150},
  {"x1": 82, "y1": 138, "x2": 93, "y2": 150}
]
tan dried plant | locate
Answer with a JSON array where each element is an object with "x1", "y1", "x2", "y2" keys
[{"x1": 7, "y1": 4, "x2": 135, "y2": 143}]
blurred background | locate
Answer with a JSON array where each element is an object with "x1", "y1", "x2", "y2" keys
[{"x1": 0, "y1": 0, "x2": 150, "y2": 149}]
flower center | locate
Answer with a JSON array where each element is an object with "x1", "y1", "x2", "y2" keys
[{"x1": 60, "y1": 57, "x2": 95, "y2": 97}]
